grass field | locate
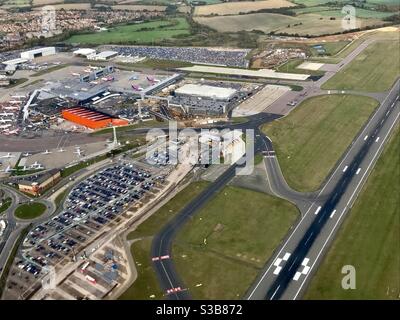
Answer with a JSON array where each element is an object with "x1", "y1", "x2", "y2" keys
[
  {"x1": 309, "y1": 41, "x2": 350, "y2": 56},
  {"x1": 119, "y1": 181, "x2": 209, "y2": 299},
  {"x1": 262, "y1": 94, "x2": 379, "y2": 192},
  {"x1": 0, "y1": 197, "x2": 12, "y2": 214},
  {"x1": 276, "y1": 58, "x2": 325, "y2": 76},
  {"x1": 305, "y1": 128, "x2": 399, "y2": 299},
  {"x1": 14, "y1": 202, "x2": 46, "y2": 220},
  {"x1": 194, "y1": 12, "x2": 386, "y2": 36},
  {"x1": 173, "y1": 185, "x2": 299, "y2": 299},
  {"x1": 66, "y1": 18, "x2": 190, "y2": 45},
  {"x1": 194, "y1": 0, "x2": 295, "y2": 16},
  {"x1": 322, "y1": 40, "x2": 400, "y2": 92}
]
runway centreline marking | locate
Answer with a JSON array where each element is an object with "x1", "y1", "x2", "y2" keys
[
  {"x1": 343, "y1": 166, "x2": 348, "y2": 172},
  {"x1": 330, "y1": 209, "x2": 337, "y2": 218},
  {"x1": 293, "y1": 108, "x2": 400, "y2": 300},
  {"x1": 314, "y1": 206, "x2": 321, "y2": 215},
  {"x1": 356, "y1": 168, "x2": 361, "y2": 175}
]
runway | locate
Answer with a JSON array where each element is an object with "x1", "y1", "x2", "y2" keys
[{"x1": 246, "y1": 79, "x2": 399, "y2": 300}]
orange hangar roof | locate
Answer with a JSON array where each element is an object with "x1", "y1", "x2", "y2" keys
[{"x1": 62, "y1": 107, "x2": 128, "y2": 130}]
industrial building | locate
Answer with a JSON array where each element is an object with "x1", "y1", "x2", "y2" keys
[
  {"x1": 18, "y1": 169, "x2": 61, "y2": 196},
  {"x1": 62, "y1": 107, "x2": 128, "y2": 130},
  {"x1": 21, "y1": 47, "x2": 56, "y2": 60},
  {"x1": 175, "y1": 84, "x2": 238, "y2": 101},
  {"x1": 88, "y1": 51, "x2": 118, "y2": 61},
  {"x1": 73, "y1": 48, "x2": 96, "y2": 58}
]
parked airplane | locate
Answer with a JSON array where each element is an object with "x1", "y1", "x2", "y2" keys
[
  {"x1": 132, "y1": 84, "x2": 143, "y2": 92},
  {"x1": 41, "y1": 150, "x2": 52, "y2": 155},
  {"x1": 0, "y1": 118, "x2": 12, "y2": 123},
  {"x1": 58, "y1": 148, "x2": 66, "y2": 153},
  {"x1": 6, "y1": 129, "x2": 19, "y2": 135},
  {"x1": 147, "y1": 76, "x2": 160, "y2": 83},
  {"x1": 22, "y1": 152, "x2": 32, "y2": 157},
  {"x1": 0, "y1": 124, "x2": 11, "y2": 129},
  {"x1": 74, "y1": 147, "x2": 84, "y2": 157},
  {"x1": 0, "y1": 153, "x2": 14, "y2": 158},
  {"x1": 0, "y1": 112, "x2": 13, "y2": 117},
  {"x1": 0, "y1": 165, "x2": 15, "y2": 173}
]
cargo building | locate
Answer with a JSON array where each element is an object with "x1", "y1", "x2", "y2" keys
[{"x1": 62, "y1": 107, "x2": 128, "y2": 129}]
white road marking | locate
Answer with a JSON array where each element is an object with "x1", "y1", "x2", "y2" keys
[
  {"x1": 364, "y1": 135, "x2": 368, "y2": 140},
  {"x1": 273, "y1": 258, "x2": 282, "y2": 267},
  {"x1": 305, "y1": 232, "x2": 314, "y2": 245},
  {"x1": 293, "y1": 272, "x2": 301, "y2": 281},
  {"x1": 375, "y1": 137, "x2": 380, "y2": 142},
  {"x1": 314, "y1": 206, "x2": 321, "y2": 215},
  {"x1": 330, "y1": 209, "x2": 337, "y2": 218},
  {"x1": 273, "y1": 266, "x2": 282, "y2": 275},
  {"x1": 283, "y1": 252, "x2": 291, "y2": 261},
  {"x1": 343, "y1": 166, "x2": 348, "y2": 172},
  {"x1": 302, "y1": 266, "x2": 310, "y2": 275},
  {"x1": 356, "y1": 168, "x2": 361, "y2": 175},
  {"x1": 270, "y1": 285, "x2": 280, "y2": 300},
  {"x1": 301, "y1": 258, "x2": 309, "y2": 266}
]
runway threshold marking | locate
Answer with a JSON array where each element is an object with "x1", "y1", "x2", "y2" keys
[
  {"x1": 375, "y1": 137, "x2": 380, "y2": 142},
  {"x1": 364, "y1": 135, "x2": 368, "y2": 141},
  {"x1": 342, "y1": 166, "x2": 348, "y2": 172},
  {"x1": 330, "y1": 209, "x2": 337, "y2": 218},
  {"x1": 356, "y1": 168, "x2": 361, "y2": 175},
  {"x1": 314, "y1": 206, "x2": 322, "y2": 215}
]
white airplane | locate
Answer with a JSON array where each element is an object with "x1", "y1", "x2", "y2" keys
[
  {"x1": 0, "y1": 124, "x2": 11, "y2": 130},
  {"x1": 0, "y1": 112, "x2": 13, "y2": 117},
  {"x1": 0, "y1": 165, "x2": 15, "y2": 173},
  {"x1": 71, "y1": 72, "x2": 80, "y2": 76},
  {"x1": 7, "y1": 129, "x2": 19, "y2": 135},
  {"x1": 1, "y1": 153, "x2": 14, "y2": 158},
  {"x1": 22, "y1": 152, "x2": 32, "y2": 157},
  {"x1": 41, "y1": 150, "x2": 52, "y2": 155},
  {"x1": 4, "y1": 106, "x2": 19, "y2": 110},
  {"x1": 9, "y1": 100, "x2": 21, "y2": 104},
  {"x1": 74, "y1": 148, "x2": 84, "y2": 157},
  {"x1": 58, "y1": 148, "x2": 66, "y2": 153},
  {"x1": 11, "y1": 95, "x2": 27, "y2": 99},
  {"x1": 0, "y1": 118, "x2": 12, "y2": 123}
]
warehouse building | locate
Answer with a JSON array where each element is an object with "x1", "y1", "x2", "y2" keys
[
  {"x1": 175, "y1": 84, "x2": 237, "y2": 101},
  {"x1": 21, "y1": 47, "x2": 56, "y2": 60},
  {"x1": 88, "y1": 51, "x2": 118, "y2": 61},
  {"x1": 62, "y1": 107, "x2": 128, "y2": 129},
  {"x1": 18, "y1": 169, "x2": 61, "y2": 196}
]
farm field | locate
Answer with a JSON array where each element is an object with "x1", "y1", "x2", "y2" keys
[
  {"x1": 111, "y1": 5, "x2": 166, "y2": 11},
  {"x1": 173, "y1": 186, "x2": 299, "y2": 299},
  {"x1": 305, "y1": 129, "x2": 400, "y2": 300},
  {"x1": 322, "y1": 40, "x2": 400, "y2": 92},
  {"x1": 261, "y1": 94, "x2": 379, "y2": 192},
  {"x1": 66, "y1": 18, "x2": 190, "y2": 45},
  {"x1": 194, "y1": 12, "x2": 387, "y2": 36},
  {"x1": 194, "y1": 0, "x2": 295, "y2": 16}
]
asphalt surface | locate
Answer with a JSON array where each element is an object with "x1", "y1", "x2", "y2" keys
[{"x1": 246, "y1": 79, "x2": 399, "y2": 300}]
